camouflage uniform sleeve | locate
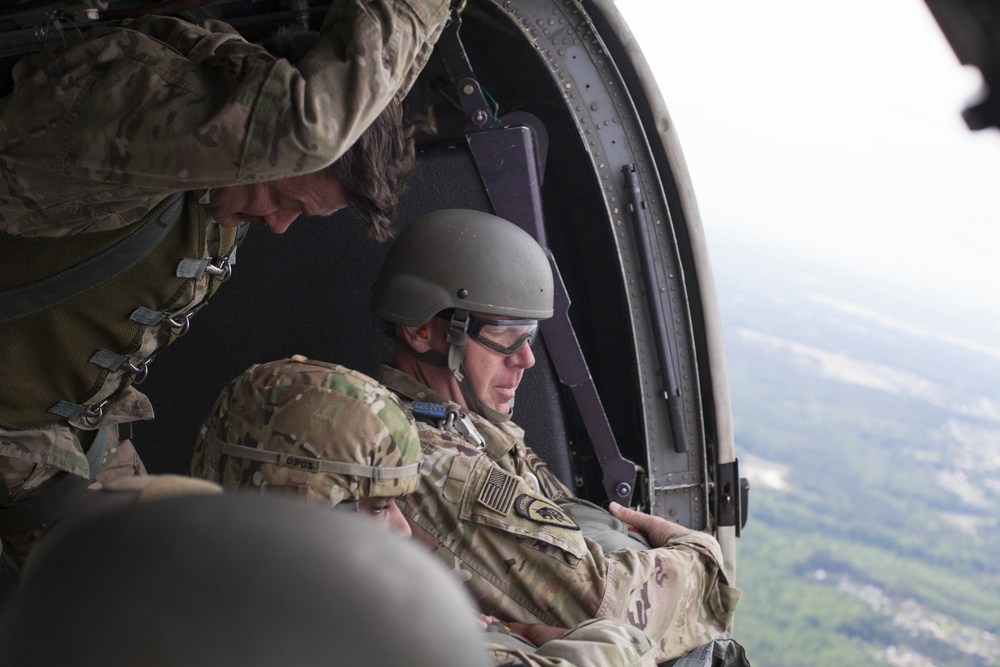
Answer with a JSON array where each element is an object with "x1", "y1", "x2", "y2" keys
[
  {"x1": 0, "y1": 0, "x2": 450, "y2": 222},
  {"x1": 488, "y1": 619, "x2": 657, "y2": 667},
  {"x1": 242, "y1": 0, "x2": 449, "y2": 180},
  {"x1": 597, "y1": 530, "x2": 741, "y2": 662},
  {"x1": 403, "y1": 425, "x2": 741, "y2": 664}
]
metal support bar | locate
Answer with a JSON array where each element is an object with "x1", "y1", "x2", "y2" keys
[
  {"x1": 622, "y1": 164, "x2": 689, "y2": 454},
  {"x1": 437, "y1": 13, "x2": 501, "y2": 132}
]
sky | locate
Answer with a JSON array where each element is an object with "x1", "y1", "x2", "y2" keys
[{"x1": 614, "y1": 1, "x2": 1000, "y2": 324}]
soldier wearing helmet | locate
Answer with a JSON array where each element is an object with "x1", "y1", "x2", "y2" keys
[
  {"x1": 0, "y1": 0, "x2": 455, "y2": 575},
  {"x1": 368, "y1": 209, "x2": 741, "y2": 663},
  {"x1": 0, "y1": 493, "x2": 493, "y2": 667},
  {"x1": 189, "y1": 354, "x2": 662, "y2": 667},
  {"x1": 190, "y1": 356, "x2": 421, "y2": 537},
  {"x1": 371, "y1": 207, "x2": 555, "y2": 422}
]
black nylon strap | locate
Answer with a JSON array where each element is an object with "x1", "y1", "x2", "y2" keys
[
  {"x1": 0, "y1": 193, "x2": 185, "y2": 325},
  {"x1": 0, "y1": 426, "x2": 110, "y2": 535},
  {"x1": 437, "y1": 20, "x2": 637, "y2": 504}
]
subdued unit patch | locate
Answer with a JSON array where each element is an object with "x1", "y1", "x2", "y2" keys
[{"x1": 514, "y1": 494, "x2": 579, "y2": 530}]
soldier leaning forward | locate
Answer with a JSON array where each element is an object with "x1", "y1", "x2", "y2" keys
[
  {"x1": 0, "y1": 0, "x2": 453, "y2": 575},
  {"x1": 190, "y1": 354, "x2": 659, "y2": 667}
]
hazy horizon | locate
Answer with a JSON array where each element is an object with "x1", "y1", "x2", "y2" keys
[{"x1": 616, "y1": 0, "x2": 1000, "y2": 321}]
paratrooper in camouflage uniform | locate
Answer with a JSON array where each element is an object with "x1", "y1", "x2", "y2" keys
[
  {"x1": 191, "y1": 354, "x2": 659, "y2": 667},
  {"x1": 0, "y1": 0, "x2": 454, "y2": 571},
  {"x1": 367, "y1": 209, "x2": 742, "y2": 663}
]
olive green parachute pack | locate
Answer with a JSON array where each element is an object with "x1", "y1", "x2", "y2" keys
[{"x1": 0, "y1": 193, "x2": 241, "y2": 429}]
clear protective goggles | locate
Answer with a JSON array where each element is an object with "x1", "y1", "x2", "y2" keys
[{"x1": 440, "y1": 312, "x2": 539, "y2": 356}]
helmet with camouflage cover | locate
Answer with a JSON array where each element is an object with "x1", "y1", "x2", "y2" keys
[
  {"x1": 191, "y1": 356, "x2": 421, "y2": 505},
  {"x1": 369, "y1": 209, "x2": 554, "y2": 420}
]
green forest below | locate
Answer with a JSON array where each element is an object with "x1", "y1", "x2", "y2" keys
[{"x1": 715, "y1": 249, "x2": 1000, "y2": 667}]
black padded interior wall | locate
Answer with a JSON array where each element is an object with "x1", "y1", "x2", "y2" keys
[{"x1": 133, "y1": 145, "x2": 576, "y2": 488}]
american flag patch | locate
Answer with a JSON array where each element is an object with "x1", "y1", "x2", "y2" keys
[{"x1": 477, "y1": 468, "x2": 519, "y2": 515}]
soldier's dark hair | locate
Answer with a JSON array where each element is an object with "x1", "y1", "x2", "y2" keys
[{"x1": 260, "y1": 26, "x2": 416, "y2": 242}]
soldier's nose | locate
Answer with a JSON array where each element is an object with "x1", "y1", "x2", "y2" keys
[
  {"x1": 263, "y1": 210, "x2": 300, "y2": 234},
  {"x1": 509, "y1": 341, "x2": 535, "y2": 369}
]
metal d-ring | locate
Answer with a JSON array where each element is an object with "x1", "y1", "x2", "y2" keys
[
  {"x1": 82, "y1": 399, "x2": 107, "y2": 426},
  {"x1": 204, "y1": 257, "x2": 233, "y2": 281},
  {"x1": 125, "y1": 358, "x2": 151, "y2": 384},
  {"x1": 167, "y1": 312, "x2": 192, "y2": 336}
]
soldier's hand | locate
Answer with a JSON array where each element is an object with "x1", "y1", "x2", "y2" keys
[{"x1": 608, "y1": 502, "x2": 690, "y2": 547}]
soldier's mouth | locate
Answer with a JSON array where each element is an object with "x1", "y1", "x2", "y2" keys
[{"x1": 494, "y1": 386, "x2": 518, "y2": 400}]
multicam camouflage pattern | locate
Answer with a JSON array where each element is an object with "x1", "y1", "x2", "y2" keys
[
  {"x1": 376, "y1": 365, "x2": 740, "y2": 664},
  {"x1": 487, "y1": 618, "x2": 656, "y2": 667},
  {"x1": 191, "y1": 357, "x2": 422, "y2": 505},
  {"x1": 0, "y1": 0, "x2": 451, "y2": 237},
  {"x1": 375, "y1": 367, "x2": 574, "y2": 502},
  {"x1": 0, "y1": 0, "x2": 451, "y2": 527},
  {"x1": 1, "y1": 430, "x2": 147, "y2": 577}
]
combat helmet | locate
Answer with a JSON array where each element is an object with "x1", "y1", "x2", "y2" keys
[
  {"x1": 1, "y1": 494, "x2": 490, "y2": 667},
  {"x1": 370, "y1": 209, "x2": 554, "y2": 420},
  {"x1": 191, "y1": 356, "x2": 421, "y2": 506}
]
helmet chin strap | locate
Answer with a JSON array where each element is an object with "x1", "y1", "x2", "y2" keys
[
  {"x1": 445, "y1": 311, "x2": 512, "y2": 424},
  {"x1": 445, "y1": 310, "x2": 470, "y2": 384},
  {"x1": 396, "y1": 310, "x2": 513, "y2": 424}
]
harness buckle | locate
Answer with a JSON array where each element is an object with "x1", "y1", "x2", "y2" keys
[
  {"x1": 452, "y1": 412, "x2": 486, "y2": 451},
  {"x1": 204, "y1": 259, "x2": 232, "y2": 280}
]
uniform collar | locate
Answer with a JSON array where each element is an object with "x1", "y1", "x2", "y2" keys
[{"x1": 374, "y1": 363, "x2": 521, "y2": 463}]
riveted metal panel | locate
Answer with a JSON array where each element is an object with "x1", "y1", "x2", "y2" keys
[{"x1": 484, "y1": 0, "x2": 709, "y2": 529}]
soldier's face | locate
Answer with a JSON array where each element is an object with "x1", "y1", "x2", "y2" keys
[
  {"x1": 357, "y1": 496, "x2": 412, "y2": 539},
  {"x1": 207, "y1": 172, "x2": 349, "y2": 234},
  {"x1": 464, "y1": 319, "x2": 536, "y2": 415},
  {"x1": 425, "y1": 313, "x2": 536, "y2": 415}
]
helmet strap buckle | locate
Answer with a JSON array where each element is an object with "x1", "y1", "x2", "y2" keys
[{"x1": 446, "y1": 310, "x2": 470, "y2": 382}]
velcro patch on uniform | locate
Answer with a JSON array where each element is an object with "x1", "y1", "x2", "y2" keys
[
  {"x1": 477, "y1": 468, "x2": 519, "y2": 515},
  {"x1": 514, "y1": 495, "x2": 580, "y2": 530}
]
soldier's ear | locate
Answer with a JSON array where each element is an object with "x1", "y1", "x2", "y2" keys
[{"x1": 402, "y1": 324, "x2": 433, "y2": 353}]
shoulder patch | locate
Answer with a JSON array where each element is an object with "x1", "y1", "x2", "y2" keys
[
  {"x1": 477, "y1": 468, "x2": 519, "y2": 515},
  {"x1": 514, "y1": 494, "x2": 580, "y2": 530}
]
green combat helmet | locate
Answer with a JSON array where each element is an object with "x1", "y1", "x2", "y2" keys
[
  {"x1": 369, "y1": 209, "x2": 554, "y2": 420},
  {"x1": 191, "y1": 356, "x2": 421, "y2": 506},
  {"x1": 0, "y1": 494, "x2": 490, "y2": 667}
]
